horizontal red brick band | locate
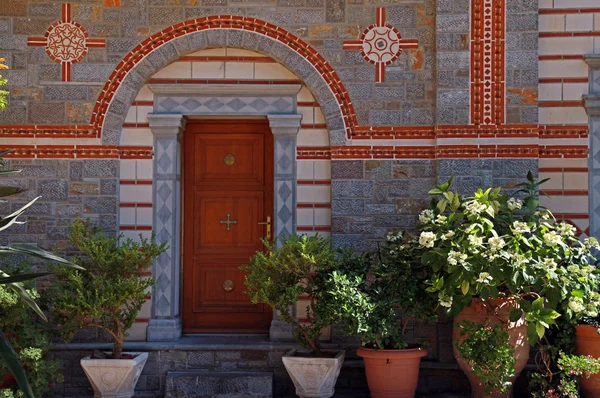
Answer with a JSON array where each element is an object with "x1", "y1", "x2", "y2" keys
[
  {"x1": 539, "y1": 8, "x2": 600, "y2": 14},
  {"x1": 0, "y1": 145, "x2": 153, "y2": 159},
  {"x1": 539, "y1": 167, "x2": 588, "y2": 172},
  {"x1": 119, "y1": 225, "x2": 153, "y2": 231},
  {"x1": 539, "y1": 31, "x2": 600, "y2": 37},
  {"x1": 540, "y1": 190, "x2": 589, "y2": 196},
  {"x1": 539, "y1": 100, "x2": 585, "y2": 107},
  {"x1": 297, "y1": 203, "x2": 331, "y2": 208},
  {"x1": 120, "y1": 180, "x2": 153, "y2": 185},
  {"x1": 147, "y1": 78, "x2": 302, "y2": 85},
  {"x1": 296, "y1": 226, "x2": 331, "y2": 232},
  {"x1": 297, "y1": 180, "x2": 331, "y2": 185},
  {"x1": 119, "y1": 202, "x2": 153, "y2": 207},
  {"x1": 539, "y1": 55, "x2": 585, "y2": 60},
  {"x1": 539, "y1": 78, "x2": 589, "y2": 83}
]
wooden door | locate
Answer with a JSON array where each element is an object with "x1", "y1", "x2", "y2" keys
[{"x1": 183, "y1": 120, "x2": 273, "y2": 333}]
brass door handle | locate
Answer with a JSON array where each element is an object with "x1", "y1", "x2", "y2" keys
[{"x1": 258, "y1": 216, "x2": 271, "y2": 240}]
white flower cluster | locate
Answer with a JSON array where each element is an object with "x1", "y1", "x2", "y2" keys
[
  {"x1": 543, "y1": 231, "x2": 562, "y2": 247},
  {"x1": 419, "y1": 231, "x2": 436, "y2": 248},
  {"x1": 488, "y1": 236, "x2": 505, "y2": 252},
  {"x1": 447, "y1": 250, "x2": 468, "y2": 266},
  {"x1": 465, "y1": 201, "x2": 488, "y2": 215},
  {"x1": 540, "y1": 258, "x2": 557, "y2": 271},
  {"x1": 439, "y1": 293, "x2": 453, "y2": 308},
  {"x1": 441, "y1": 230, "x2": 455, "y2": 240},
  {"x1": 556, "y1": 222, "x2": 575, "y2": 237},
  {"x1": 476, "y1": 272, "x2": 493, "y2": 284},
  {"x1": 419, "y1": 209, "x2": 435, "y2": 224},
  {"x1": 387, "y1": 231, "x2": 403, "y2": 242},
  {"x1": 468, "y1": 235, "x2": 484, "y2": 247},
  {"x1": 585, "y1": 237, "x2": 600, "y2": 250},
  {"x1": 567, "y1": 296, "x2": 598, "y2": 317},
  {"x1": 512, "y1": 221, "x2": 531, "y2": 234},
  {"x1": 435, "y1": 215, "x2": 447, "y2": 224},
  {"x1": 507, "y1": 197, "x2": 523, "y2": 211}
]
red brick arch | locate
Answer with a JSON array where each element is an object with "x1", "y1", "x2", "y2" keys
[{"x1": 92, "y1": 16, "x2": 357, "y2": 139}]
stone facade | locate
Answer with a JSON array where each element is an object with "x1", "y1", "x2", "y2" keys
[{"x1": 0, "y1": 0, "x2": 598, "y2": 395}]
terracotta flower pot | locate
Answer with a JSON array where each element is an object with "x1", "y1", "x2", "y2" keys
[
  {"x1": 0, "y1": 372, "x2": 16, "y2": 389},
  {"x1": 452, "y1": 298, "x2": 530, "y2": 398},
  {"x1": 357, "y1": 346, "x2": 426, "y2": 398},
  {"x1": 575, "y1": 324, "x2": 600, "y2": 397}
]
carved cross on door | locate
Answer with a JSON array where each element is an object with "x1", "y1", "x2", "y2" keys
[{"x1": 219, "y1": 213, "x2": 238, "y2": 231}]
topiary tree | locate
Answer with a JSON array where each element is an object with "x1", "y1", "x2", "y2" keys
[{"x1": 50, "y1": 220, "x2": 168, "y2": 358}]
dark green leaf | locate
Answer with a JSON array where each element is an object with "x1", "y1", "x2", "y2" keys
[
  {"x1": 509, "y1": 308, "x2": 522, "y2": 322},
  {"x1": 0, "y1": 272, "x2": 52, "y2": 284},
  {"x1": 0, "y1": 332, "x2": 35, "y2": 398}
]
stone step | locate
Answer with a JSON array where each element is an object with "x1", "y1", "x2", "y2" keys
[{"x1": 165, "y1": 371, "x2": 273, "y2": 398}]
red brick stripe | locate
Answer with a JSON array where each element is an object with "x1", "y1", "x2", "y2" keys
[{"x1": 539, "y1": 8, "x2": 600, "y2": 14}]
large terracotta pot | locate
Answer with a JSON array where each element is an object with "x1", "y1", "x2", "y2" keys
[
  {"x1": 357, "y1": 346, "x2": 426, "y2": 398},
  {"x1": 453, "y1": 298, "x2": 530, "y2": 398},
  {"x1": 575, "y1": 325, "x2": 600, "y2": 397}
]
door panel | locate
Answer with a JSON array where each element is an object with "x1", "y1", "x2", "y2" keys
[{"x1": 183, "y1": 120, "x2": 273, "y2": 333}]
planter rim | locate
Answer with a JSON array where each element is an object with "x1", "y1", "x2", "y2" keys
[
  {"x1": 575, "y1": 324, "x2": 600, "y2": 335},
  {"x1": 81, "y1": 351, "x2": 149, "y2": 361},
  {"x1": 283, "y1": 348, "x2": 345, "y2": 359},
  {"x1": 357, "y1": 346, "x2": 427, "y2": 359}
]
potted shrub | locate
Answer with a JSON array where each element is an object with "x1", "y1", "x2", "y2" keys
[
  {"x1": 326, "y1": 233, "x2": 437, "y2": 398},
  {"x1": 49, "y1": 220, "x2": 168, "y2": 398},
  {"x1": 574, "y1": 318, "x2": 600, "y2": 396},
  {"x1": 419, "y1": 173, "x2": 600, "y2": 397},
  {"x1": 241, "y1": 234, "x2": 344, "y2": 398}
]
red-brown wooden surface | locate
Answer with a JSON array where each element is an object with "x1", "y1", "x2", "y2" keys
[{"x1": 183, "y1": 120, "x2": 273, "y2": 333}]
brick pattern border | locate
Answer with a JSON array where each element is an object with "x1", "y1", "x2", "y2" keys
[
  {"x1": 93, "y1": 16, "x2": 356, "y2": 139},
  {"x1": 471, "y1": 0, "x2": 505, "y2": 126}
]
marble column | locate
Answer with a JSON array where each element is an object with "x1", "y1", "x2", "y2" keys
[
  {"x1": 585, "y1": 55, "x2": 600, "y2": 239},
  {"x1": 266, "y1": 114, "x2": 303, "y2": 341},
  {"x1": 146, "y1": 114, "x2": 185, "y2": 341}
]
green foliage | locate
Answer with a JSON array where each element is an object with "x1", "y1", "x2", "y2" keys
[
  {"x1": 456, "y1": 320, "x2": 516, "y2": 394},
  {"x1": 49, "y1": 220, "x2": 168, "y2": 358},
  {"x1": 421, "y1": 172, "x2": 600, "y2": 345},
  {"x1": 0, "y1": 264, "x2": 63, "y2": 398},
  {"x1": 326, "y1": 233, "x2": 437, "y2": 350},
  {"x1": 241, "y1": 234, "x2": 339, "y2": 355},
  {"x1": 0, "y1": 58, "x2": 8, "y2": 111}
]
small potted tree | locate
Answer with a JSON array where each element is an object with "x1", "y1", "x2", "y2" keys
[
  {"x1": 50, "y1": 220, "x2": 168, "y2": 398},
  {"x1": 326, "y1": 233, "x2": 437, "y2": 398},
  {"x1": 241, "y1": 234, "x2": 344, "y2": 398}
]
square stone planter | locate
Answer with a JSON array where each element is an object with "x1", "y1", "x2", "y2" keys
[
  {"x1": 282, "y1": 349, "x2": 345, "y2": 398},
  {"x1": 80, "y1": 352, "x2": 148, "y2": 398}
]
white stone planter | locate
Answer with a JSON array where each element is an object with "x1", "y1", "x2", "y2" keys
[
  {"x1": 80, "y1": 352, "x2": 148, "y2": 398},
  {"x1": 282, "y1": 349, "x2": 345, "y2": 398}
]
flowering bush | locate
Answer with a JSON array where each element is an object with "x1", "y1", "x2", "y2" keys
[{"x1": 421, "y1": 173, "x2": 600, "y2": 344}]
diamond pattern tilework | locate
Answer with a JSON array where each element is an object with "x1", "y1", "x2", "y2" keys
[
  {"x1": 275, "y1": 180, "x2": 294, "y2": 239},
  {"x1": 593, "y1": 70, "x2": 600, "y2": 94},
  {"x1": 155, "y1": 96, "x2": 294, "y2": 114}
]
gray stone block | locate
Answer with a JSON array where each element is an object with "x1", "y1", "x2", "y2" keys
[
  {"x1": 506, "y1": 51, "x2": 537, "y2": 69},
  {"x1": 332, "y1": 234, "x2": 368, "y2": 251},
  {"x1": 83, "y1": 160, "x2": 118, "y2": 178},
  {"x1": 438, "y1": 89, "x2": 469, "y2": 105},
  {"x1": 295, "y1": 9, "x2": 326, "y2": 24},
  {"x1": 0, "y1": 35, "x2": 27, "y2": 50},
  {"x1": 365, "y1": 160, "x2": 392, "y2": 180},
  {"x1": 326, "y1": 0, "x2": 345, "y2": 22},
  {"x1": 148, "y1": 7, "x2": 184, "y2": 26},
  {"x1": 369, "y1": 110, "x2": 403, "y2": 125},
  {"x1": 38, "y1": 179, "x2": 68, "y2": 201},
  {"x1": 188, "y1": 351, "x2": 215, "y2": 367},
  {"x1": 44, "y1": 86, "x2": 89, "y2": 101},
  {"x1": 332, "y1": 181, "x2": 373, "y2": 197},
  {"x1": 332, "y1": 199, "x2": 364, "y2": 216},
  {"x1": 331, "y1": 161, "x2": 363, "y2": 179},
  {"x1": 365, "y1": 203, "x2": 396, "y2": 215},
  {"x1": 386, "y1": 6, "x2": 416, "y2": 27},
  {"x1": 28, "y1": 102, "x2": 65, "y2": 124},
  {"x1": 71, "y1": 64, "x2": 114, "y2": 83},
  {"x1": 83, "y1": 197, "x2": 117, "y2": 214},
  {"x1": 165, "y1": 371, "x2": 273, "y2": 398},
  {"x1": 437, "y1": 15, "x2": 469, "y2": 32},
  {"x1": 437, "y1": 52, "x2": 469, "y2": 69}
]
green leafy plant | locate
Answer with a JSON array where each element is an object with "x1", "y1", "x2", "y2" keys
[
  {"x1": 421, "y1": 172, "x2": 600, "y2": 345},
  {"x1": 241, "y1": 234, "x2": 339, "y2": 356},
  {"x1": 0, "y1": 263, "x2": 63, "y2": 398},
  {"x1": 0, "y1": 58, "x2": 8, "y2": 111},
  {"x1": 49, "y1": 220, "x2": 168, "y2": 358},
  {"x1": 455, "y1": 320, "x2": 516, "y2": 394},
  {"x1": 326, "y1": 233, "x2": 437, "y2": 350}
]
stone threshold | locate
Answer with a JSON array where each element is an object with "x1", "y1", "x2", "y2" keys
[{"x1": 53, "y1": 335, "x2": 464, "y2": 370}]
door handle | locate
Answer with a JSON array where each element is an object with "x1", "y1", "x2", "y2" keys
[{"x1": 258, "y1": 216, "x2": 271, "y2": 240}]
